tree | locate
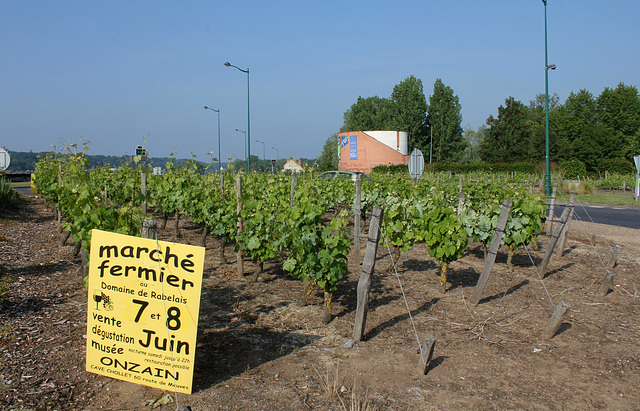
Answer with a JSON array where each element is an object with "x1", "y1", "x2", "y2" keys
[
  {"x1": 390, "y1": 75, "x2": 428, "y2": 149},
  {"x1": 554, "y1": 89, "x2": 619, "y2": 170},
  {"x1": 340, "y1": 96, "x2": 395, "y2": 133},
  {"x1": 462, "y1": 124, "x2": 486, "y2": 164},
  {"x1": 480, "y1": 97, "x2": 532, "y2": 163},
  {"x1": 528, "y1": 93, "x2": 560, "y2": 162},
  {"x1": 317, "y1": 134, "x2": 339, "y2": 171},
  {"x1": 340, "y1": 76, "x2": 430, "y2": 152},
  {"x1": 596, "y1": 82, "x2": 640, "y2": 158},
  {"x1": 427, "y1": 79, "x2": 465, "y2": 163},
  {"x1": 529, "y1": 93, "x2": 560, "y2": 114}
]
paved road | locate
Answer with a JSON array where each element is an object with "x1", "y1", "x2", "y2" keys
[
  {"x1": 15, "y1": 187, "x2": 34, "y2": 196},
  {"x1": 550, "y1": 203, "x2": 640, "y2": 230}
]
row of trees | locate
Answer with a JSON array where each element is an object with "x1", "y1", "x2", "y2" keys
[
  {"x1": 326, "y1": 77, "x2": 640, "y2": 173},
  {"x1": 5, "y1": 151, "x2": 213, "y2": 172},
  {"x1": 482, "y1": 83, "x2": 640, "y2": 171}
]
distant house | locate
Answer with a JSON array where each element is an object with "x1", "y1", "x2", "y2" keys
[
  {"x1": 283, "y1": 158, "x2": 304, "y2": 173},
  {"x1": 338, "y1": 131, "x2": 410, "y2": 174}
]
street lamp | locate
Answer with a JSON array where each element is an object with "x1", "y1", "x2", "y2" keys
[
  {"x1": 256, "y1": 139, "x2": 265, "y2": 170},
  {"x1": 427, "y1": 116, "x2": 433, "y2": 164},
  {"x1": 272, "y1": 146, "x2": 279, "y2": 162},
  {"x1": 543, "y1": 0, "x2": 555, "y2": 197},
  {"x1": 235, "y1": 129, "x2": 247, "y2": 164},
  {"x1": 203, "y1": 106, "x2": 221, "y2": 172},
  {"x1": 225, "y1": 61, "x2": 250, "y2": 173}
]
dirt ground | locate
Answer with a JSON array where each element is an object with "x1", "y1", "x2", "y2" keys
[{"x1": 1, "y1": 194, "x2": 639, "y2": 410}]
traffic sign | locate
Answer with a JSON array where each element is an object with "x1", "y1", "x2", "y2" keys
[
  {"x1": 634, "y1": 155, "x2": 640, "y2": 173},
  {"x1": 408, "y1": 148, "x2": 424, "y2": 180},
  {"x1": 0, "y1": 147, "x2": 10, "y2": 171}
]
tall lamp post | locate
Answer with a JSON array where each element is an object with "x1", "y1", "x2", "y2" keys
[
  {"x1": 235, "y1": 129, "x2": 247, "y2": 164},
  {"x1": 256, "y1": 139, "x2": 265, "y2": 170},
  {"x1": 428, "y1": 116, "x2": 433, "y2": 164},
  {"x1": 203, "y1": 106, "x2": 221, "y2": 172},
  {"x1": 272, "y1": 146, "x2": 279, "y2": 162},
  {"x1": 225, "y1": 61, "x2": 250, "y2": 173},
  {"x1": 543, "y1": 0, "x2": 556, "y2": 196}
]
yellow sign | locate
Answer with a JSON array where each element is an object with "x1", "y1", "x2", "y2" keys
[
  {"x1": 85, "y1": 229, "x2": 205, "y2": 394},
  {"x1": 30, "y1": 174, "x2": 37, "y2": 193}
]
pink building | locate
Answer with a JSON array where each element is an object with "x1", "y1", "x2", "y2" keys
[{"x1": 338, "y1": 131, "x2": 410, "y2": 174}]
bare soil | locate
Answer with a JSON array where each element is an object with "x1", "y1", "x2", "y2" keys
[{"x1": 1, "y1": 194, "x2": 639, "y2": 410}]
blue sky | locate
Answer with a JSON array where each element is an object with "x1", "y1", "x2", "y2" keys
[{"x1": 1, "y1": 1, "x2": 638, "y2": 163}]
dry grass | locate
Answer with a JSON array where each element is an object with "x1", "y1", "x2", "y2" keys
[{"x1": 313, "y1": 363, "x2": 376, "y2": 411}]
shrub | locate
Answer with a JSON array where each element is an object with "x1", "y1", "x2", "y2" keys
[
  {"x1": 560, "y1": 159, "x2": 587, "y2": 179},
  {"x1": 558, "y1": 180, "x2": 593, "y2": 195},
  {"x1": 372, "y1": 161, "x2": 547, "y2": 176},
  {"x1": 597, "y1": 158, "x2": 635, "y2": 175},
  {"x1": 370, "y1": 164, "x2": 409, "y2": 175},
  {"x1": 421, "y1": 161, "x2": 538, "y2": 175},
  {"x1": 0, "y1": 176, "x2": 21, "y2": 211},
  {"x1": 593, "y1": 173, "x2": 636, "y2": 190}
]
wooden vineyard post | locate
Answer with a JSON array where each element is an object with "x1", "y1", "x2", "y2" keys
[
  {"x1": 174, "y1": 211, "x2": 181, "y2": 238},
  {"x1": 60, "y1": 230, "x2": 71, "y2": 246},
  {"x1": 354, "y1": 174, "x2": 362, "y2": 267},
  {"x1": 142, "y1": 218, "x2": 157, "y2": 240},
  {"x1": 538, "y1": 205, "x2": 573, "y2": 278},
  {"x1": 418, "y1": 337, "x2": 436, "y2": 375},
  {"x1": 546, "y1": 183, "x2": 558, "y2": 236},
  {"x1": 470, "y1": 200, "x2": 512, "y2": 305},
  {"x1": 457, "y1": 191, "x2": 465, "y2": 216},
  {"x1": 290, "y1": 172, "x2": 297, "y2": 207},
  {"x1": 556, "y1": 192, "x2": 576, "y2": 257},
  {"x1": 220, "y1": 172, "x2": 225, "y2": 194},
  {"x1": 352, "y1": 207, "x2": 384, "y2": 343},
  {"x1": 80, "y1": 246, "x2": 89, "y2": 278},
  {"x1": 597, "y1": 271, "x2": 615, "y2": 297},
  {"x1": 57, "y1": 164, "x2": 63, "y2": 228},
  {"x1": 236, "y1": 176, "x2": 244, "y2": 277},
  {"x1": 542, "y1": 300, "x2": 570, "y2": 339},
  {"x1": 141, "y1": 170, "x2": 147, "y2": 215},
  {"x1": 606, "y1": 245, "x2": 621, "y2": 270}
]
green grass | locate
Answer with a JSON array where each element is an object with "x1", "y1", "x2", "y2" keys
[{"x1": 576, "y1": 194, "x2": 639, "y2": 206}]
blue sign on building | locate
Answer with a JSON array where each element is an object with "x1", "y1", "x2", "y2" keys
[{"x1": 350, "y1": 135, "x2": 357, "y2": 160}]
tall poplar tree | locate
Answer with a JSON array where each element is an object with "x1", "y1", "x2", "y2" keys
[
  {"x1": 390, "y1": 75, "x2": 428, "y2": 150},
  {"x1": 427, "y1": 79, "x2": 465, "y2": 163}
]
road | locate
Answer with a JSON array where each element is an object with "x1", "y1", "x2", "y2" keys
[{"x1": 550, "y1": 203, "x2": 640, "y2": 230}]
